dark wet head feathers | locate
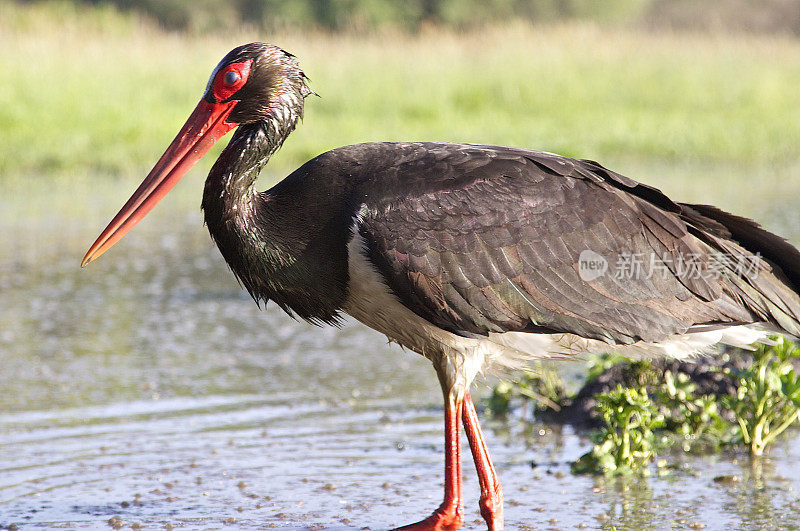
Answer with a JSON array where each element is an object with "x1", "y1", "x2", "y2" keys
[{"x1": 204, "y1": 42, "x2": 312, "y2": 125}]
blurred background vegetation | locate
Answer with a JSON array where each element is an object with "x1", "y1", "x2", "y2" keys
[
  {"x1": 60, "y1": 0, "x2": 800, "y2": 35},
  {"x1": 1, "y1": 0, "x2": 799, "y2": 218}
]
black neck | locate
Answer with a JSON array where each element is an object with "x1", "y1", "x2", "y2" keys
[
  {"x1": 201, "y1": 121, "x2": 353, "y2": 324},
  {"x1": 202, "y1": 121, "x2": 289, "y2": 294}
]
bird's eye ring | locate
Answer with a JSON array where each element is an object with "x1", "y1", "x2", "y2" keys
[
  {"x1": 208, "y1": 59, "x2": 252, "y2": 102},
  {"x1": 224, "y1": 71, "x2": 240, "y2": 85}
]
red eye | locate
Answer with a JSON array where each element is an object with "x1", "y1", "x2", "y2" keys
[{"x1": 212, "y1": 60, "x2": 252, "y2": 102}]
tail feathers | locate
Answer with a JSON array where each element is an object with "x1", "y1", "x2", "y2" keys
[
  {"x1": 707, "y1": 235, "x2": 800, "y2": 337},
  {"x1": 681, "y1": 203, "x2": 800, "y2": 338},
  {"x1": 681, "y1": 203, "x2": 800, "y2": 291}
]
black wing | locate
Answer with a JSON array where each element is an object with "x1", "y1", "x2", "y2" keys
[{"x1": 353, "y1": 143, "x2": 800, "y2": 344}]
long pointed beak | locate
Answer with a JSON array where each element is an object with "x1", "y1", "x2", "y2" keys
[{"x1": 81, "y1": 99, "x2": 238, "y2": 267}]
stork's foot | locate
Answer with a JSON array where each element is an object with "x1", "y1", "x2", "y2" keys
[
  {"x1": 393, "y1": 504, "x2": 464, "y2": 530},
  {"x1": 478, "y1": 484, "x2": 503, "y2": 531}
]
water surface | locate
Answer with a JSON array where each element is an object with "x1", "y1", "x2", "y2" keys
[{"x1": 2, "y1": 173, "x2": 800, "y2": 529}]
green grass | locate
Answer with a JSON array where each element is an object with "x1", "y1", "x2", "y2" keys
[{"x1": 2, "y1": 0, "x2": 800, "y2": 206}]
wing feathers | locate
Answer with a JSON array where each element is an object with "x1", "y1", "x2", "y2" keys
[{"x1": 352, "y1": 143, "x2": 800, "y2": 344}]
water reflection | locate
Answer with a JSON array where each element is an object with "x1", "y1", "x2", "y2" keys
[{"x1": 717, "y1": 454, "x2": 800, "y2": 529}]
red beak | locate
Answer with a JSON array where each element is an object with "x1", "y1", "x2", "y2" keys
[{"x1": 81, "y1": 99, "x2": 238, "y2": 267}]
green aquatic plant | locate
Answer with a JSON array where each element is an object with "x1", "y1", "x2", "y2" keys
[
  {"x1": 656, "y1": 370, "x2": 728, "y2": 451},
  {"x1": 572, "y1": 385, "x2": 664, "y2": 476},
  {"x1": 494, "y1": 339, "x2": 800, "y2": 473},
  {"x1": 572, "y1": 366, "x2": 725, "y2": 475},
  {"x1": 721, "y1": 337, "x2": 800, "y2": 457}
]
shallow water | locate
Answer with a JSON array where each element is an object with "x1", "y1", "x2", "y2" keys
[{"x1": 2, "y1": 176, "x2": 800, "y2": 530}]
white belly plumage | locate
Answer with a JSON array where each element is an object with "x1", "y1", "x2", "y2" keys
[{"x1": 342, "y1": 228, "x2": 772, "y2": 395}]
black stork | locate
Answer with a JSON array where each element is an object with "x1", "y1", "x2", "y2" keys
[{"x1": 83, "y1": 43, "x2": 800, "y2": 530}]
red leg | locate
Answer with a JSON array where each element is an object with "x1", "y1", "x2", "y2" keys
[
  {"x1": 463, "y1": 393, "x2": 504, "y2": 531},
  {"x1": 394, "y1": 395, "x2": 464, "y2": 530}
]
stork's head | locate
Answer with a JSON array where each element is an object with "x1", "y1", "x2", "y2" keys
[
  {"x1": 205, "y1": 42, "x2": 313, "y2": 127},
  {"x1": 81, "y1": 43, "x2": 312, "y2": 267}
]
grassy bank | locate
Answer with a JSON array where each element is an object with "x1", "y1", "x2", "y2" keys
[{"x1": 1, "y1": 1, "x2": 799, "y2": 205}]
